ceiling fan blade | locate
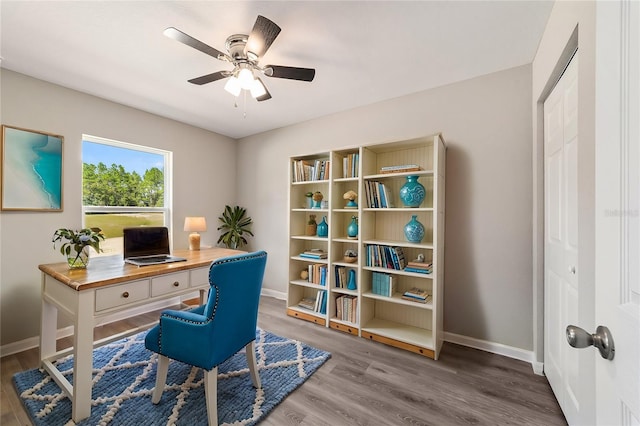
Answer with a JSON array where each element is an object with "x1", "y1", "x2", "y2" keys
[
  {"x1": 265, "y1": 65, "x2": 315, "y2": 82},
  {"x1": 245, "y1": 15, "x2": 281, "y2": 59},
  {"x1": 164, "y1": 27, "x2": 228, "y2": 61},
  {"x1": 255, "y1": 77, "x2": 272, "y2": 102},
  {"x1": 188, "y1": 71, "x2": 229, "y2": 85}
]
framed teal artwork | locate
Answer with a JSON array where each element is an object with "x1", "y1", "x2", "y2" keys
[{"x1": 1, "y1": 125, "x2": 63, "y2": 211}]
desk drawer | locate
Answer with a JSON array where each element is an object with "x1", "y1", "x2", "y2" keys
[
  {"x1": 95, "y1": 280, "x2": 149, "y2": 311},
  {"x1": 190, "y1": 267, "x2": 210, "y2": 288},
  {"x1": 151, "y1": 271, "x2": 189, "y2": 297}
]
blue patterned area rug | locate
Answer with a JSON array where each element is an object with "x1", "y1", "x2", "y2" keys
[{"x1": 14, "y1": 329, "x2": 330, "y2": 425}]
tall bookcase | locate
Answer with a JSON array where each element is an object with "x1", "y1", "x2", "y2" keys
[{"x1": 287, "y1": 134, "x2": 446, "y2": 359}]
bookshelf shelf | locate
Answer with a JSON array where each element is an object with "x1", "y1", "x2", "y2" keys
[{"x1": 287, "y1": 134, "x2": 445, "y2": 359}]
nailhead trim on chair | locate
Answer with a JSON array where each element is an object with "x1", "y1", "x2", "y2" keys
[{"x1": 156, "y1": 251, "x2": 266, "y2": 355}]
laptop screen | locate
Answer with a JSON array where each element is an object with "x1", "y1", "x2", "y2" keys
[{"x1": 123, "y1": 227, "x2": 171, "y2": 259}]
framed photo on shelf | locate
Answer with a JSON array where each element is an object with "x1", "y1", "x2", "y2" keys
[{"x1": 1, "y1": 125, "x2": 64, "y2": 211}]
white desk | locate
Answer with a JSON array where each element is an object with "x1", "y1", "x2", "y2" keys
[{"x1": 39, "y1": 247, "x2": 242, "y2": 422}]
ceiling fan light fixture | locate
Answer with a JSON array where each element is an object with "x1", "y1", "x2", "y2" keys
[
  {"x1": 237, "y1": 68, "x2": 255, "y2": 90},
  {"x1": 250, "y1": 78, "x2": 267, "y2": 98},
  {"x1": 224, "y1": 76, "x2": 242, "y2": 97}
]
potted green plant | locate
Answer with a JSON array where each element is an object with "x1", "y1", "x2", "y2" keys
[
  {"x1": 52, "y1": 227, "x2": 104, "y2": 269},
  {"x1": 217, "y1": 205, "x2": 254, "y2": 249}
]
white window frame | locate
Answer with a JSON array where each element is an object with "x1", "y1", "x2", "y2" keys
[{"x1": 82, "y1": 134, "x2": 173, "y2": 241}]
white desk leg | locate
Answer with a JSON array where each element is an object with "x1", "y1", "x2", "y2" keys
[
  {"x1": 72, "y1": 291, "x2": 95, "y2": 422},
  {"x1": 40, "y1": 275, "x2": 58, "y2": 363}
]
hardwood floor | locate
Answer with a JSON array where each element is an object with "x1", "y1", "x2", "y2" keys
[{"x1": 1, "y1": 296, "x2": 566, "y2": 425}]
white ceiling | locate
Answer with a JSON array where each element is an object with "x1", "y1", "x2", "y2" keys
[{"x1": 1, "y1": 1, "x2": 553, "y2": 139}]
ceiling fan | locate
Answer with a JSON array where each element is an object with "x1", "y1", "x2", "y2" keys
[{"x1": 164, "y1": 15, "x2": 315, "y2": 102}]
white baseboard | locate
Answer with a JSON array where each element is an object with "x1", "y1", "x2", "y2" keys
[
  {"x1": 444, "y1": 332, "x2": 542, "y2": 374},
  {"x1": 0, "y1": 297, "x2": 182, "y2": 357},
  {"x1": 0, "y1": 291, "x2": 285, "y2": 358},
  {"x1": 261, "y1": 288, "x2": 286, "y2": 300}
]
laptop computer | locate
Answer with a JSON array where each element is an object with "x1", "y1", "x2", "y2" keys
[{"x1": 123, "y1": 226, "x2": 187, "y2": 266}]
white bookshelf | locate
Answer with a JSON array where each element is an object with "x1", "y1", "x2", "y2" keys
[{"x1": 287, "y1": 134, "x2": 446, "y2": 359}]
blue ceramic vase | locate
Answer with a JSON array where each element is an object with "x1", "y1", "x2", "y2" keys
[
  {"x1": 317, "y1": 216, "x2": 328, "y2": 237},
  {"x1": 404, "y1": 215, "x2": 425, "y2": 243},
  {"x1": 347, "y1": 269, "x2": 357, "y2": 290},
  {"x1": 347, "y1": 216, "x2": 358, "y2": 239},
  {"x1": 399, "y1": 175, "x2": 425, "y2": 208}
]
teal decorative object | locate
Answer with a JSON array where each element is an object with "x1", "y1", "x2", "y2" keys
[
  {"x1": 347, "y1": 216, "x2": 358, "y2": 239},
  {"x1": 347, "y1": 269, "x2": 357, "y2": 290},
  {"x1": 317, "y1": 216, "x2": 328, "y2": 237},
  {"x1": 404, "y1": 215, "x2": 425, "y2": 243},
  {"x1": 399, "y1": 175, "x2": 425, "y2": 207}
]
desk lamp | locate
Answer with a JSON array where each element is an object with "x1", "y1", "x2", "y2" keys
[{"x1": 184, "y1": 217, "x2": 207, "y2": 250}]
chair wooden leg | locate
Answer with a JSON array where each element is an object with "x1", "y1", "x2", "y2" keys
[
  {"x1": 204, "y1": 367, "x2": 218, "y2": 426},
  {"x1": 245, "y1": 340, "x2": 261, "y2": 389},
  {"x1": 152, "y1": 355, "x2": 169, "y2": 404}
]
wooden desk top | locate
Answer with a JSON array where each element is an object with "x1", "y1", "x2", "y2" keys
[{"x1": 38, "y1": 247, "x2": 243, "y2": 291}]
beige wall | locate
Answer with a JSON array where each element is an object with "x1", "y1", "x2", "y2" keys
[
  {"x1": 237, "y1": 65, "x2": 534, "y2": 351},
  {"x1": 0, "y1": 70, "x2": 237, "y2": 346}
]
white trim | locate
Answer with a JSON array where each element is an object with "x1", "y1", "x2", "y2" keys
[
  {"x1": 0, "y1": 291, "x2": 283, "y2": 357},
  {"x1": 0, "y1": 297, "x2": 180, "y2": 357},
  {"x1": 261, "y1": 288, "x2": 286, "y2": 300},
  {"x1": 444, "y1": 332, "x2": 542, "y2": 375}
]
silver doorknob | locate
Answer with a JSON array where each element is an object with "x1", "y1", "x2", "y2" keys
[{"x1": 566, "y1": 325, "x2": 615, "y2": 360}]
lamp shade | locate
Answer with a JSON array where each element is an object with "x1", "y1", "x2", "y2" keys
[{"x1": 184, "y1": 217, "x2": 207, "y2": 232}]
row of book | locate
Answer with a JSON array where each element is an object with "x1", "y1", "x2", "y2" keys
[
  {"x1": 402, "y1": 287, "x2": 432, "y2": 304},
  {"x1": 306, "y1": 263, "x2": 328, "y2": 286},
  {"x1": 363, "y1": 180, "x2": 394, "y2": 208},
  {"x1": 292, "y1": 159, "x2": 330, "y2": 182},
  {"x1": 335, "y1": 294, "x2": 357, "y2": 323},
  {"x1": 379, "y1": 164, "x2": 422, "y2": 174},
  {"x1": 371, "y1": 271, "x2": 395, "y2": 297},
  {"x1": 365, "y1": 244, "x2": 406, "y2": 270},
  {"x1": 342, "y1": 153, "x2": 359, "y2": 178},
  {"x1": 298, "y1": 290, "x2": 327, "y2": 314},
  {"x1": 334, "y1": 265, "x2": 349, "y2": 289}
]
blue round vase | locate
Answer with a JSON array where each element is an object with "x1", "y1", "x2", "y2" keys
[
  {"x1": 399, "y1": 175, "x2": 425, "y2": 208},
  {"x1": 347, "y1": 216, "x2": 358, "y2": 239},
  {"x1": 404, "y1": 215, "x2": 425, "y2": 243},
  {"x1": 316, "y1": 216, "x2": 328, "y2": 237}
]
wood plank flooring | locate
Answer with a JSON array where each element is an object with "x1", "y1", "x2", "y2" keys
[{"x1": 1, "y1": 296, "x2": 566, "y2": 425}]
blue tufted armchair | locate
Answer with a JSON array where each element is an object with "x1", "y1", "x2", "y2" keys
[{"x1": 145, "y1": 251, "x2": 267, "y2": 425}]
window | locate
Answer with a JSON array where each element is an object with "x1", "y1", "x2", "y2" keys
[{"x1": 82, "y1": 135, "x2": 172, "y2": 256}]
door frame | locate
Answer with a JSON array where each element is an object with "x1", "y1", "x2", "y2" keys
[{"x1": 532, "y1": 11, "x2": 597, "y2": 425}]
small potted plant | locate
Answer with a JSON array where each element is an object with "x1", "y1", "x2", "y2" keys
[
  {"x1": 217, "y1": 205, "x2": 254, "y2": 249},
  {"x1": 52, "y1": 227, "x2": 104, "y2": 269},
  {"x1": 311, "y1": 191, "x2": 323, "y2": 209},
  {"x1": 306, "y1": 214, "x2": 317, "y2": 236},
  {"x1": 343, "y1": 190, "x2": 358, "y2": 208}
]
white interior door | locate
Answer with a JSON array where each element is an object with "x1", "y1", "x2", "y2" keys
[
  {"x1": 544, "y1": 51, "x2": 585, "y2": 425},
  {"x1": 594, "y1": 1, "x2": 640, "y2": 424}
]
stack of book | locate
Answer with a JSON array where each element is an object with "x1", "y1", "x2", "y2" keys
[
  {"x1": 335, "y1": 294, "x2": 357, "y2": 323},
  {"x1": 404, "y1": 261, "x2": 432, "y2": 274},
  {"x1": 402, "y1": 287, "x2": 432, "y2": 304},
  {"x1": 379, "y1": 164, "x2": 422, "y2": 174},
  {"x1": 371, "y1": 272, "x2": 394, "y2": 297},
  {"x1": 299, "y1": 249, "x2": 327, "y2": 259}
]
